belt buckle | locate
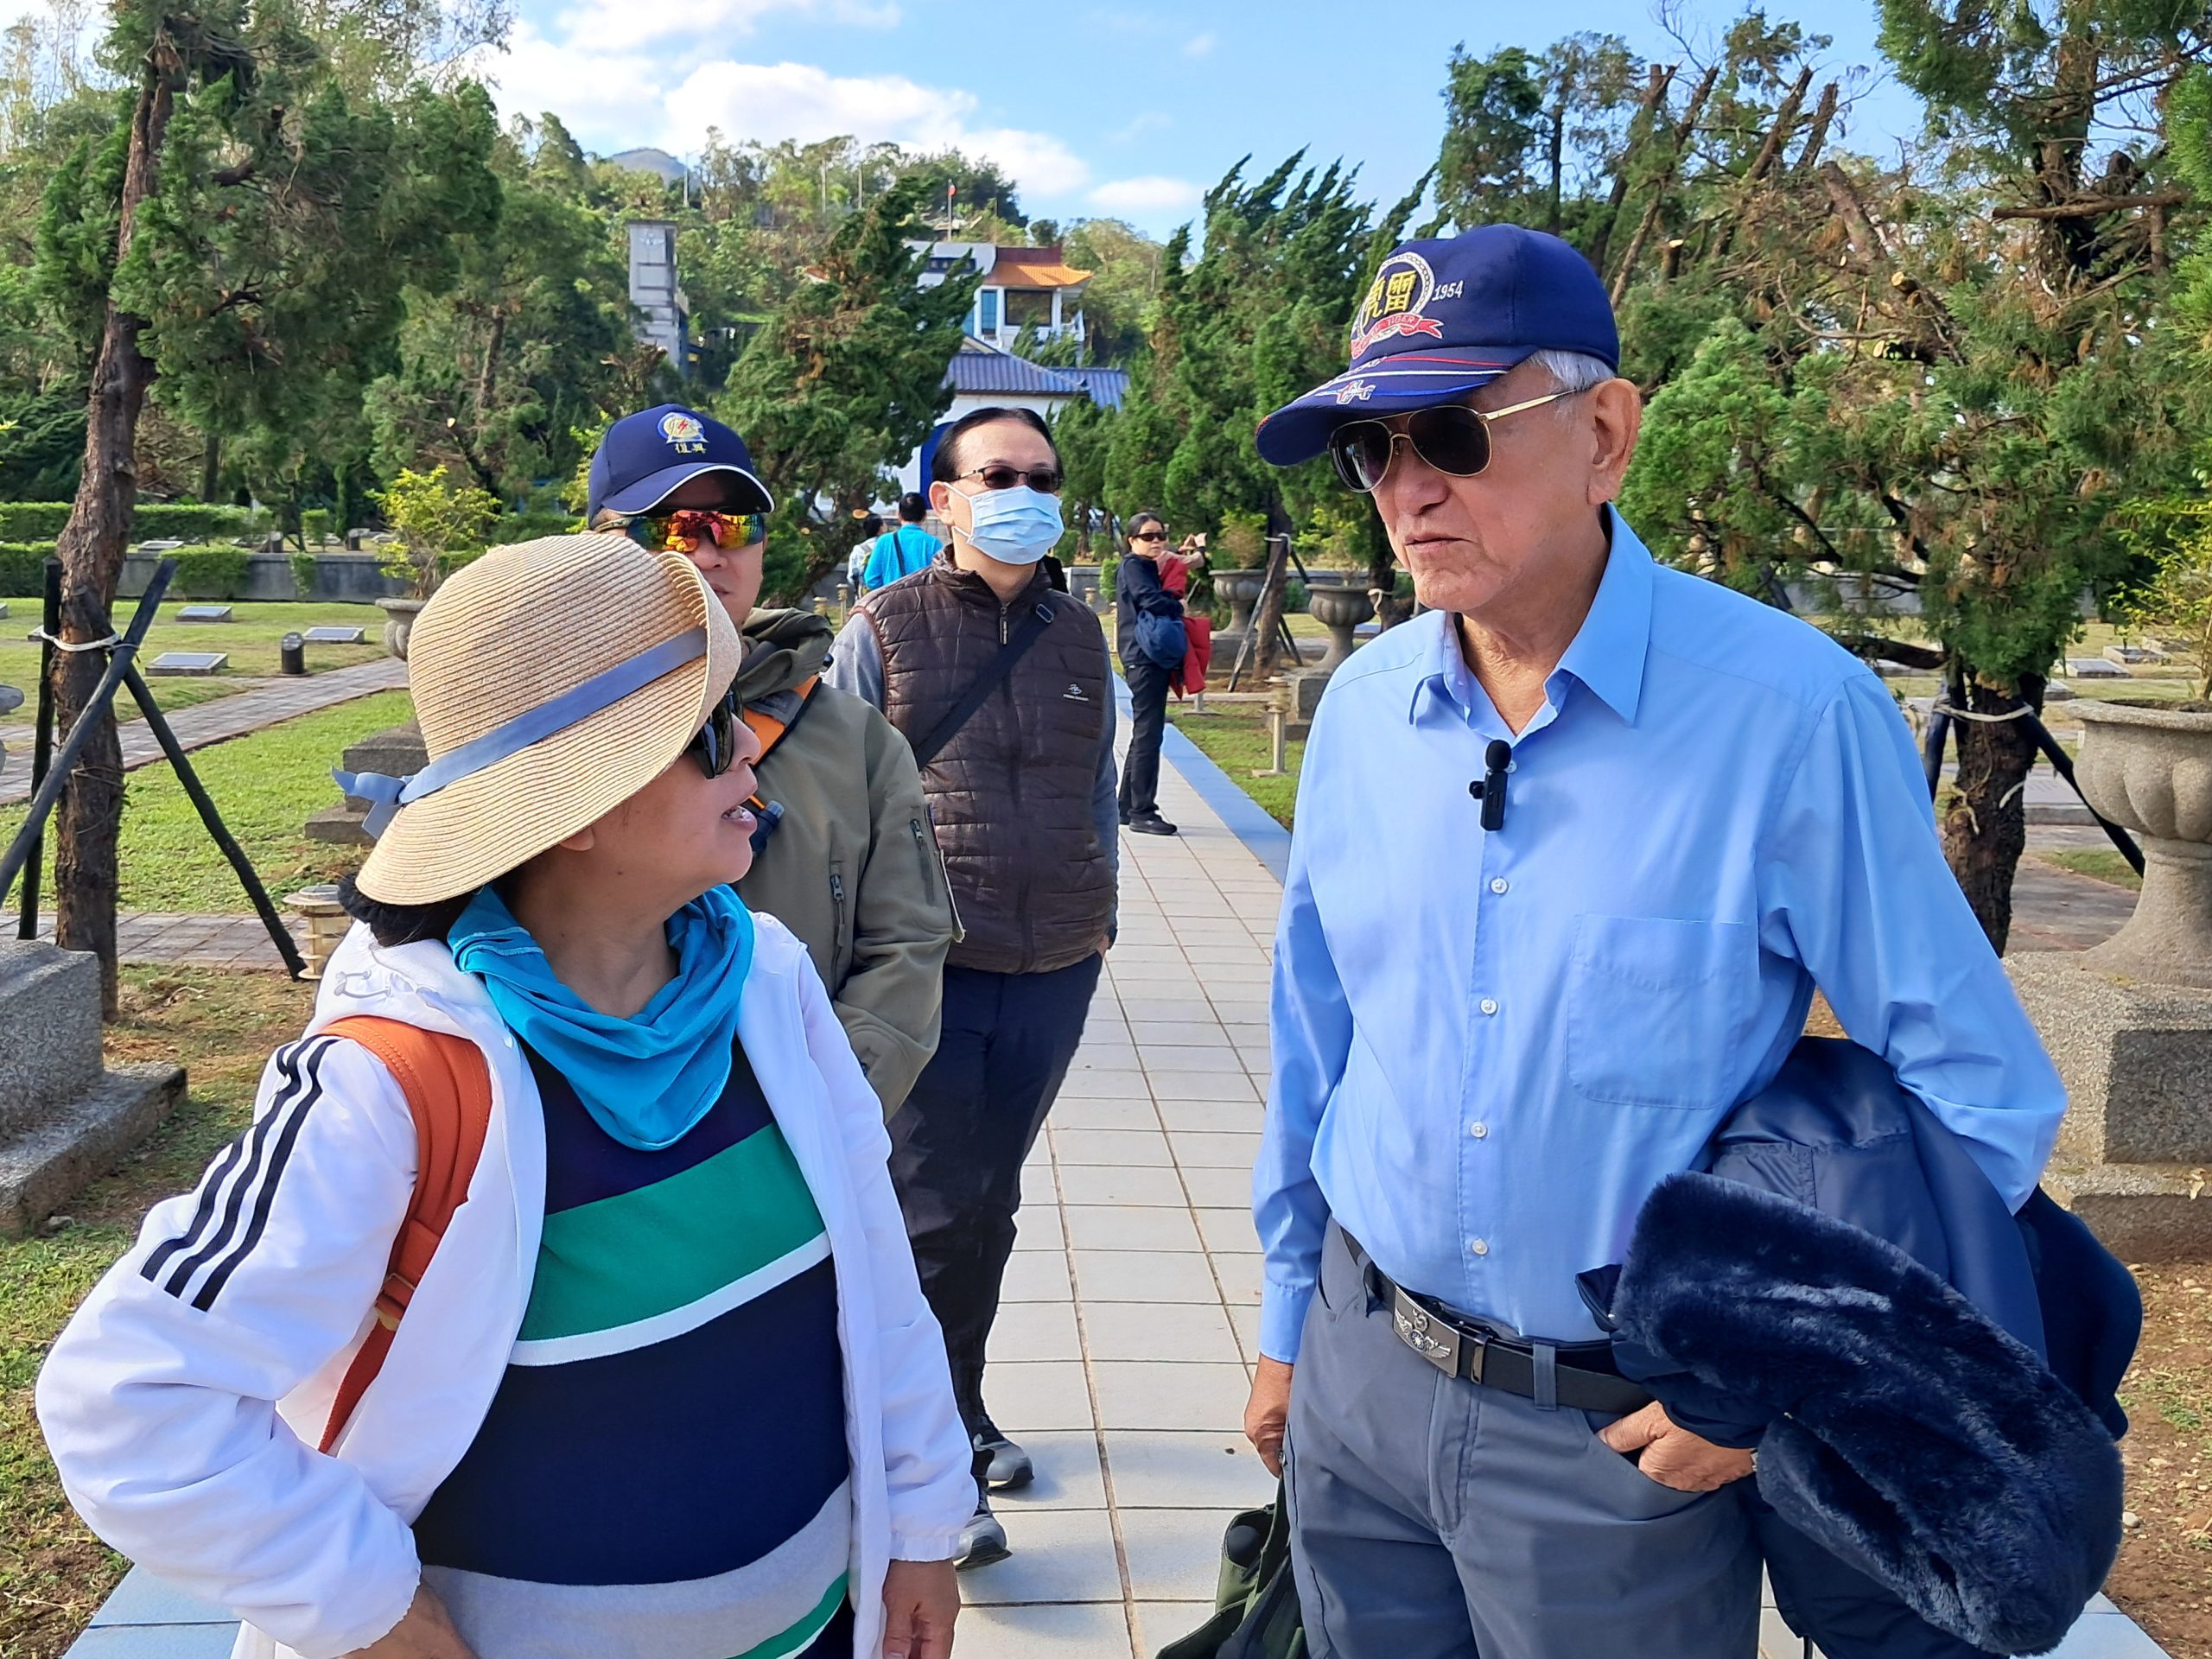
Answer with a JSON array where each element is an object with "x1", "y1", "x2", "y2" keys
[{"x1": 1391, "y1": 1286, "x2": 1461, "y2": 1376}]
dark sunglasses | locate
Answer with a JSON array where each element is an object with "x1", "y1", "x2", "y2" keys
[
  {"x1": 957, "y1": 464, "x2": 1064, "y2": 494},
  {"x1": 685, "y1": 699, "x2": 741, "y2": 779},
  {"x1": 618, "y1": 508, "x2": 770, "y2": 554},
  {"x1": 1326, "y1": 391, "x2": 1571, "y2": 493},
  {"x1": 1130, "y1": 529, "x2": 1169, "y2": 543}
]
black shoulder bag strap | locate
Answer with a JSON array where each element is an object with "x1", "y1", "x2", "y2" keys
[{"x1": 910, "y1": 601, "x2": 1055, "y2": 769}]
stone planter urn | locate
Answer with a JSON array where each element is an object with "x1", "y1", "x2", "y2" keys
[
  {"x1": 374, "y1": 596, "x2": 425, "y2": 660},
  {"x1": 1215, "y1": 569, "x2": 1265, "y2": 641},
  {"x1": 1308, "y1": 584, "x2": 1376, "y2": 674},
  {"x1": 2071, "y1": 698, "x2": 2212, "y2": 988}
]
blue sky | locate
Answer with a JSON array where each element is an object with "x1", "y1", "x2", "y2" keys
[{"x1": 485, "y1": 0, "x2": 1927, "y2": 241}]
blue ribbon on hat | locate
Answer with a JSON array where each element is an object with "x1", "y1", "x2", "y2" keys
[{"x1": 335, "y1": 627, "x2": 709, "y2": 838}]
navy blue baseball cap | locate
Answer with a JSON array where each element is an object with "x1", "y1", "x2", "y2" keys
[
  {"x1": 587, "y1": 404, "x2": 774, "y2": 520},
  {"x1": 1255, "y1": 226, "x2": 1619, "y2": 467}
]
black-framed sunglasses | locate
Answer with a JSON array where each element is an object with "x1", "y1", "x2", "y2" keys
[
  {"x1": 956, "y1": 464, "x2": 1064, "y2": 494},
  {"x1": 617, "y1": 508, "x2": 771, "y2": 555},
  {"x1": 1326, "y1": 391, "x2": 1572, "y2": 493},
  {"x1": 685, "y1": 699, "x2": 741, "y2": 779},
  {"x1": 1130, "y1": 528, "x2": 1169, "y2": 543}
]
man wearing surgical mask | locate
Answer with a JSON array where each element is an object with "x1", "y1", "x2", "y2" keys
[{"x1": 829, "y1": 406, "x2": 1117, "y2": 1570}]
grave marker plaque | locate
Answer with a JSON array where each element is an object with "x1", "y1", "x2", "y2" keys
[
  {"x1": 302, "y1": 626, "x2": 367, "y2": 645},
  {"x1": 175, "y1": 604, "x2": 233, "y2": 623},
  {"x1": 149, "y1": 652, "x2": 228, "y2": 676}
]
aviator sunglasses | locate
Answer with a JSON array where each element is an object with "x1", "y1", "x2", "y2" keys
[
  {"x1": 617, "y1": 507, "x2": 771, "y2": 555},
  {"x1": 1326, "y1": 391, "x2": 1573, "y2": 493}
]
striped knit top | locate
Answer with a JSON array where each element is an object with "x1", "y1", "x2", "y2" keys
[{"x1": 412, "y1": 1039, "x2": 853, "y2": 1659}]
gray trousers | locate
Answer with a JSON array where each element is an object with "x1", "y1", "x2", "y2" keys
[{"x1": 1284, "y1": 1224, "x2": 1760, "y2": 1659}]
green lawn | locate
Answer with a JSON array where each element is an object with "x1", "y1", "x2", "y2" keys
[
  {"x1": 1168, "y1": 702, "x2": 1304, "y2": 828},
  {"x1": 2037, "y1": 847, "x2": 2145, "y2": 891},
  {"x1": 0, "y1": 966, "x2": 315, "y2": 1659},
  {"x1": 0, "y1": 599, "x2": 387, "y2": 715},
  {"x1": 1, "y1": 690, "x2": 411, "y2": 912}
]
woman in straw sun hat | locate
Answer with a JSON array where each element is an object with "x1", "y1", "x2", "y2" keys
[{"x1": 36, "y1": 534, "x2": 973, "y2": 1659}]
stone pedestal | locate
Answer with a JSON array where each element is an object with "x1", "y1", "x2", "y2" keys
[
  {"x1": 1274, "y1": 671, "x2": 1331, "y2": 741},
  {"x1": 0, "y1": 941, "x2": 185, "y2": 1236},
  {"x1": 306, "y1": 722, "x2": 426, "y2": 847},
  {"x1": 1307, "y1": 586, "x2": 1374, "y2": 674},
  {"x1": 2009, "y1": 951, "x2": 2212, "y2": 1260}
]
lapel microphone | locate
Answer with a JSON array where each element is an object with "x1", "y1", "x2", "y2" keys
[{"x1": 1467, "y1": 740, "x2": 1512, "y2": 831}]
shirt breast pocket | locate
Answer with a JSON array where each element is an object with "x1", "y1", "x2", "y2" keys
[{"x1": 1566, "y1": 914, "x2": 1758, "y2": 1110}]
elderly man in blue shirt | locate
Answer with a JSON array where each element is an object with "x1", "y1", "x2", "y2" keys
[{"x1": 1241, "y1": 225, "x2": 2068, "y2": 1658}]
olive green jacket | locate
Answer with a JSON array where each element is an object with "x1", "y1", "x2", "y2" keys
[{"x1": 731, "y1": 608, "x2": 957, "y2": 1115}]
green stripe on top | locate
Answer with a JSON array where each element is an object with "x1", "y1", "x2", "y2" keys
[
  {"x1": 729, "y1": 1573, "x2": 848, "y2": 1659},
  {"x1": 519, "y1": 1122, "x2": 826, "y2": 1343}
]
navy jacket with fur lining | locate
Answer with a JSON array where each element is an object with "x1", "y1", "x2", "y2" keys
[{"x1": 1579, "y1": 1037, "x2": 2139, "y2": 1659}]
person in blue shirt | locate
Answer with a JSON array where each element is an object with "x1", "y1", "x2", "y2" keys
[
  {"x1": 1241, "y1": 226, "x2": 2069, "y2": 1658},
  {"x1": 861, "y1": 494, "x2": 943, "y2": 592}
]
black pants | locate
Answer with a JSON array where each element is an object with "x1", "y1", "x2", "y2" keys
[
  {"x1": 1118, "y1": 658, "x2": 1173, "y2": 820},
  {"x1": 889, "y1": 955, "x2": 1103, "y2": 1437}
]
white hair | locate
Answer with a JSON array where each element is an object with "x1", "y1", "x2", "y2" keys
[{"x1": 1528, "y1": 348, "x2": 1617, "y2": 395}]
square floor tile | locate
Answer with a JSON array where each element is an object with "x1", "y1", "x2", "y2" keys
[
  {"x1": 1105, "y1": 1429, "x2": 1276, "y2": 1510},
  {"x1": 1120, "y1": 997, "x2": 1206, "y2": 1022},
  {"x1": 1142, "y1": 1047, "x2": 1247, "y2": 1076},
  {"x1": 1179, "y1": 1166, "x2": 1257, "y2": 1209},
  {"x1": 1195, "y1": 1208, "x2": 1262, "y2": 1254},
  {"x1": 1064, "y1": 1204, "x2": 1204, "y2": 1252},
  {"x1": 1000, "y1": 1249, "x2": 1074, "y2": 1302},
  {"x1": 986, "y1": 1360, "x2": 1096, "y2": 1432},
  {"x1": 959, "y1": 1507, "x2": 1124, "y2": 1605},
  {"x1": 1227, "y1": 1303, "x2": 1262, "y2": 1359},
  {"x1": 1056, "y1": 1164, "x2": 1187, "y2": 1206},
  {"x1": 1135, "y1": 1600, "x2": 1218, "y2": 1656},
  {"x1": 88, "y1": 1571, "x2": 233, "y2": 1626},
  {"x1": 1091, "y1": 1360, "x2": 1252, "y2": 1431},
  {"x1": 988, "y1": 1300, "x2": 1083, "y2": 1363},
  {"x1": 1084, "y1": 1300, "x2": 1243, "y2": 1363},
  {"x1": 1012, "y1": 1206, "x2": 1066, "y2": 1251},
  {"x1": 1052, "y1": 1127, "x2": 1173, "y2": 1166},
  {"x1": 1156, "y1": 1096, "x2": 1266, "y2": 1135},
  {"x1": 1147, "y1": 1077, "x2": 1262, "y2": 1106},
  {"x1": 1072, "y1": 1249, "x2": 1222, "y2": 1303},
  {"x1": 1208, "y1": 1253, "x2": 1264, "y2": 1305},
  {"x1": 1168, "y1": 1130, "x2": 1263, "y2": 1168},
  {"x1": 1049, "y1": 1094, "x2": 1160, "y2": 1131},
  {"x1": 1058, "y1": 1069, "x2": 1152, "y2": 1101},
  {"x1": 955, "y1": 1602, "x2": 1137, "y2": 1659},
  {"x1": 1122, "y1": 1508, "x2": 1249, "y2": 1601},
  {"x1": 1128, "y1": 1020, "x2": 1235, "y2": 1047},
  {"x1": 995, "y1": 1427, "x2": 1109, "y2": 1510}
]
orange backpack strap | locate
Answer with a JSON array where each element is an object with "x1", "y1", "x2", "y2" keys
[
  {"x1": 316, "y1": 1015, "x2": 493, "y2": 1454},
  {"x1": 737, "y1": 675, "x2": 822, "y2": 806}
]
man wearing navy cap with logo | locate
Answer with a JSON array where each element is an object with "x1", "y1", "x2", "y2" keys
[
  {"x1": 1242, "y1": 227, "x2": 2067, "y2": 1654},
  {"x1": 588, "y1": 404, "x2": 954, "y2": 1116}
]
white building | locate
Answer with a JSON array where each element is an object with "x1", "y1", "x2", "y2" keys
[
  {"x1": 892, "y1": 337, "x2": 1128, "y2": 496},
  {"x1": 912, "y1": 241, "x2": 1093, "y2": 353},
  {"x1": 627, "y1": 219, "x2": 689, "y2": 375}
]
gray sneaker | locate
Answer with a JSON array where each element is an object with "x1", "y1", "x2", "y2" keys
[{"x1": 957, "y1": 1494, "x2": 1011, "y2": 1570}]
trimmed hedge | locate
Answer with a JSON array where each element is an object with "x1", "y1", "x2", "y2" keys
[
  {"x1": 167, "y1": 544, "x2": 252, "y2": 599},
  {"x1": 0, "y1": 502, "x2": 257, "y2": 542},
  {"x1": 0, "y1": 540, "x2": 54, "y2": 594}
]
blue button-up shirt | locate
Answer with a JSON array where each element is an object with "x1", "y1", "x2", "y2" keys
[{"x1": 1254, "y1": 512, "x2": 2067, "y2": 1360}]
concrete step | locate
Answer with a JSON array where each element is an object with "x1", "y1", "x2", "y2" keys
[{"x1": 0, "y1": 1060, "x2": 184, "y2": 1236}]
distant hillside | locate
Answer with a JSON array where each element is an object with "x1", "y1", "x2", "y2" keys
[{"x1": 606, "y1": 147, "x2": 685, "y2": 182}]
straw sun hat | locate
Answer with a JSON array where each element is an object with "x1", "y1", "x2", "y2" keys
[{"x1": 349, "y1": 532, "x2": 740, "y2": 907}]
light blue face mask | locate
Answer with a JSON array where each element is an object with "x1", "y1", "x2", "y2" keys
[{"x1": 958, "y1": 485, "x2": 1065, "y2": 565}]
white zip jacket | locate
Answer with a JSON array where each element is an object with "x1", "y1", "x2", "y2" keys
[{"x1": 37, "y1": 917, "x2": 974, "y2": 1659}]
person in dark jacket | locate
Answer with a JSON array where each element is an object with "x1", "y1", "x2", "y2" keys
[
  {"x1": 1114, "y1": 510, "x2": 1185, "y2": 836},
  {"x1": 587, "y1": 404, "x2": 957, "y2": 1116},
  {"x1": 826, "y1": 405, "x2": 1118, "y2": 1571}
]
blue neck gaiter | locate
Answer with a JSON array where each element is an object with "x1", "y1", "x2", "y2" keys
[{"x1": 448, "y1": 885, "x2": 756, "y2": 1152}]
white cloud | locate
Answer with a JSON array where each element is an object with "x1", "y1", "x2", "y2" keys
[
  {"x1": 479, "y1": 35, "x2": 1095, "y2": 200},
  {"x1": 1182, "y1": 29, "x2": 1216, "y2": 56},
  {"x1": 1110, "y1": 111, "x2": 1173, "y2": 143},
  {"x1": 1089, "y1": 175, "x2": 1201, "y2": 214}
]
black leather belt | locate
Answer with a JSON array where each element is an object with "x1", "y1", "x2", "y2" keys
[{"x1": 1344, "y1": 1231, "x2": 1654, "y2": 1415}]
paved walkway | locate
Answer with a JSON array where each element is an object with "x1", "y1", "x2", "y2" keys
[
  {"x1": 23, "y1": 910, "x2": 304, "y2": 970},
  {"x1": 0, "y1": 658, "x2": 406, "y2": 805},
  {"x1": 61, "y1": 719, "x2": 2169, "y2": 1657}
]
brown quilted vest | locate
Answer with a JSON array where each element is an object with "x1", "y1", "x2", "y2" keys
[{"x1": 861, "y1": 561, "x2": 1114, "y2": 974}]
